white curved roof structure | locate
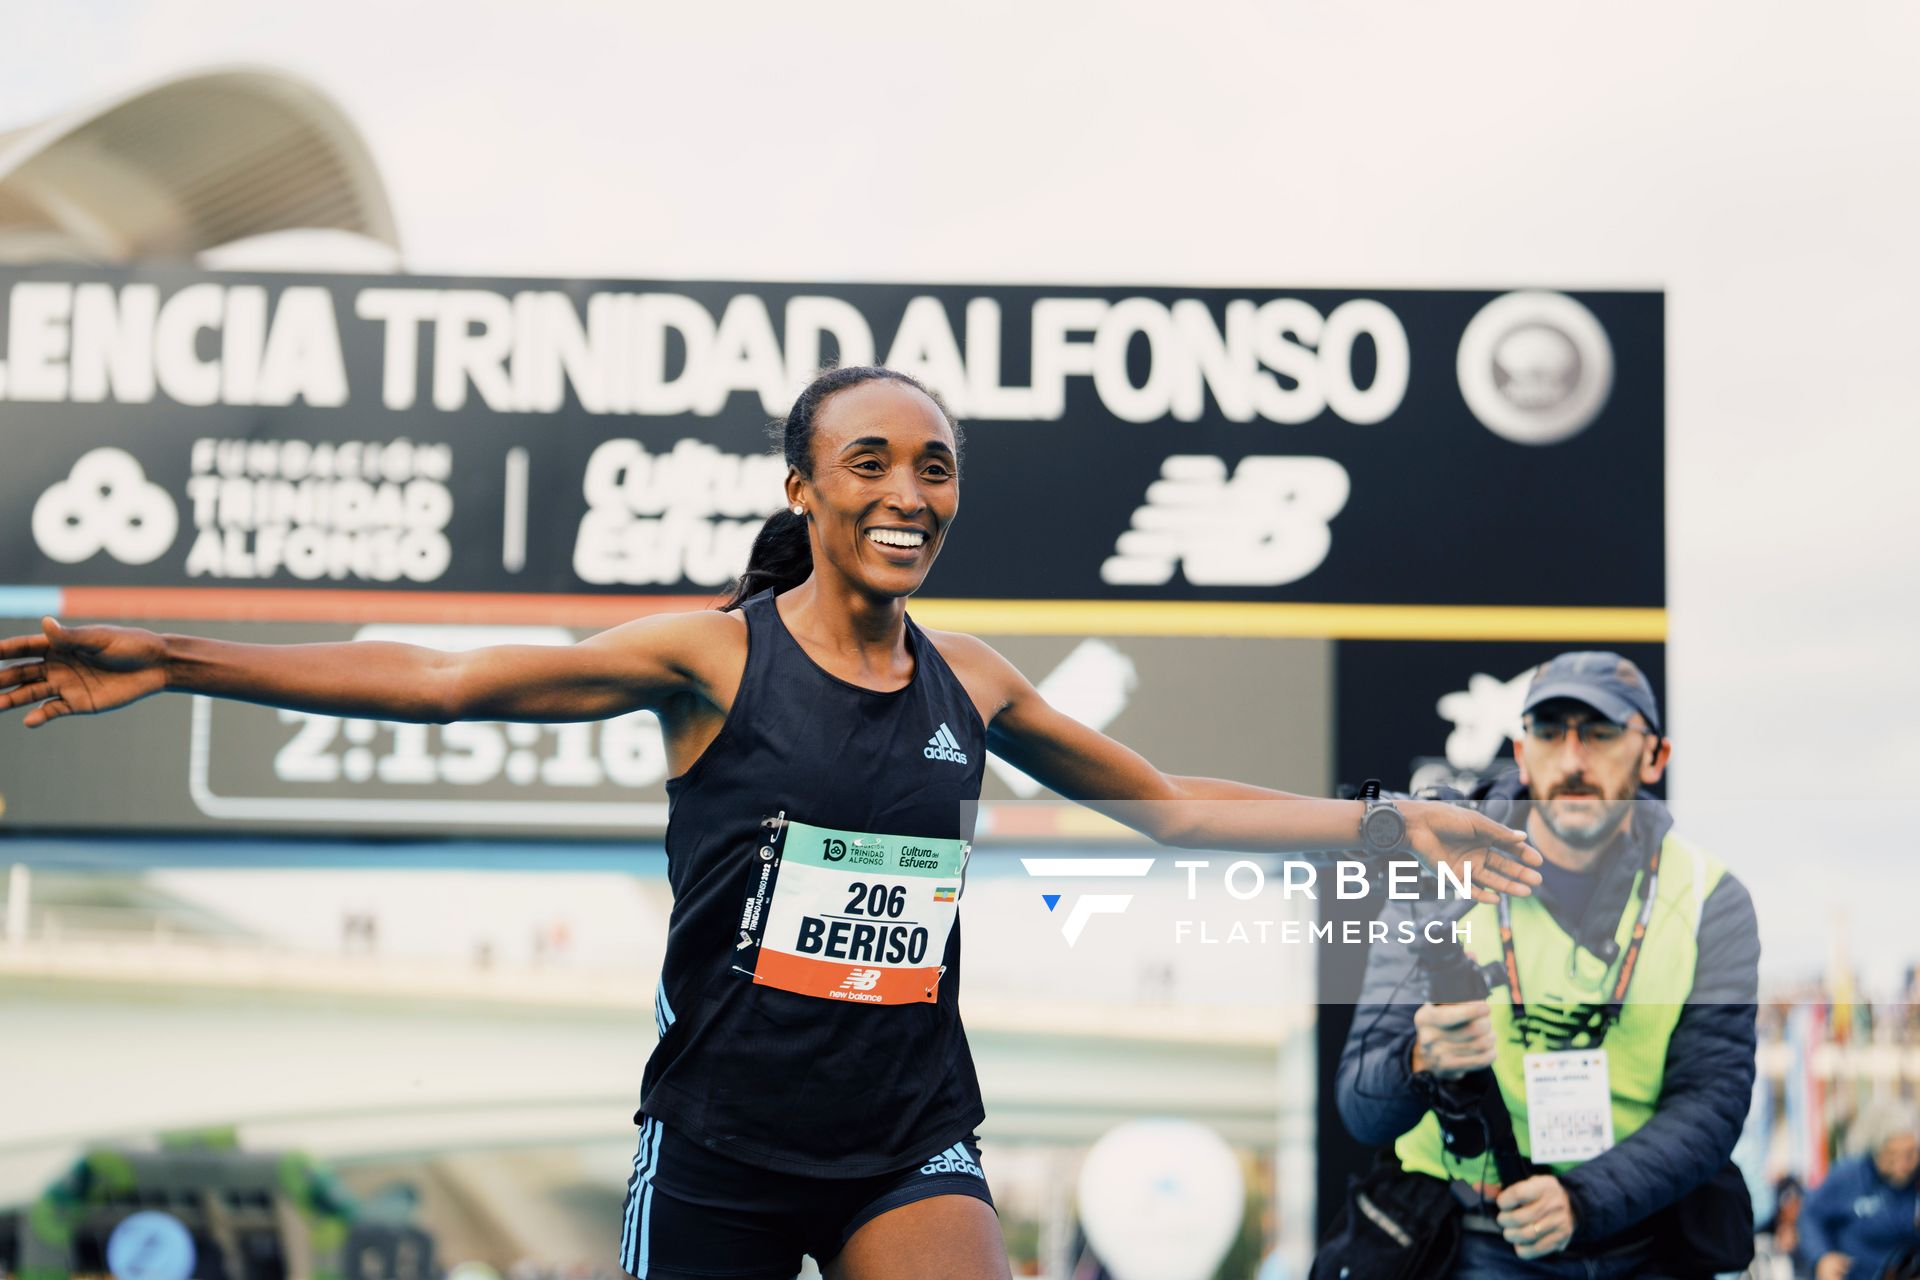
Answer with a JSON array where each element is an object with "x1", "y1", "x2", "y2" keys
[{"x1": 0, "y1": 67, "x2": 399, "y2": 265}]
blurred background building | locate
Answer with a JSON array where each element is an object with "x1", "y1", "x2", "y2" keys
[{"x1": 0, "y1": 68, "x2": 397, "y2": 267}]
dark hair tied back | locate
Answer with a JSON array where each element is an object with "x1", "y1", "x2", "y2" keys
[
  {"x1": 719, "y1": 365, "x2": 961, "y2": 610},
  {"x1": 722, "y1": 507, "x2": 812, "y2": 610}
]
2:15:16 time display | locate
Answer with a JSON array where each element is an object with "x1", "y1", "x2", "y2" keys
[{"x1": 271, "y1": 710, "x2": 668, "y2": 788}]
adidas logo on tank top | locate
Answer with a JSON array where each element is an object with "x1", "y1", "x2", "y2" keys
[{"x1": 923, "y1": 722, "x2": 968, "y2": 765}]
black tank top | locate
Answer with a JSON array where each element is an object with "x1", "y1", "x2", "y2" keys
[{"x1": 637, "y1": 588, "x2": 989, "y2": 1176}]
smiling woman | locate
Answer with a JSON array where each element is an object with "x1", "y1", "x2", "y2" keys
[
  {"x1": 0, "y1": 362, "x2": 1541, "y2": 1280},
  {"x1": 719, "y1": 365, "x2": 965, "y2": 614}
]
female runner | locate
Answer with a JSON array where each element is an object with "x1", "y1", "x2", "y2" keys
[{"x1": 0, "y1": 365, "x2": 1539, "y2": 1280}]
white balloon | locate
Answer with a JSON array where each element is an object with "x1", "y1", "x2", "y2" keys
[{"x1": 1077, "y1": 1119, "x2": 1246, "y2": 1280}]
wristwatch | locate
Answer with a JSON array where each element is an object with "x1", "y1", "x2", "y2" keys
[{"x1": 1357, "y1": 778, "x2": 1409, "y2": 854}]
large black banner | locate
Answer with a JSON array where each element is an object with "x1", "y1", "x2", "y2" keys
[{"x1": 0, "y1": 269, "x2": 1661, "y2": 608}]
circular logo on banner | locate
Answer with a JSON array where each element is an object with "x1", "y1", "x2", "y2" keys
[
  {"x1": 106, "y1": 1211, "x2": 197, "y2": 1280},
  {"x1": 1457, "y1": 291, "x2": 1614, "y2": 445},
  {"x1": 31, "y1": 447, "x2": 179, "y2": 565}
]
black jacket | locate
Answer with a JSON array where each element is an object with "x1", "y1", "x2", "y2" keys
[{"x1": 1334, "y1": 779, "x2": 1761, "y2": 1248}]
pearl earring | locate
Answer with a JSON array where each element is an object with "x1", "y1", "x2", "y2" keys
[{"x1": 791, "y1": 505, "x2": 804, "y2": 516}]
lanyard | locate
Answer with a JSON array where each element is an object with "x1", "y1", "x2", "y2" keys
[{"x1": 1497, "y1": 840, "x2": 1661, "y2": 1034}]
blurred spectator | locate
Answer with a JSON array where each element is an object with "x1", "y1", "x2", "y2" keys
[
  {"x1": 1803, "y1": 1100, "x2": 1920, "y2": 1280},
  {"x1": 1747, "y1": 1176, "x2": 1804, "y2": 1280}
]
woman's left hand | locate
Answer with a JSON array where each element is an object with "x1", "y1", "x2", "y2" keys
[{"x1": 1401, "y1": 800, "x2": 1542, "y2": 903}]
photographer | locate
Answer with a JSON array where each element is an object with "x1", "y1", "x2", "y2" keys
[{"x1": 1333, "y1": 652, "x2": 1761, "y2": 1278}]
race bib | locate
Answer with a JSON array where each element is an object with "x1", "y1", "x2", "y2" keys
[
  {"x1": 1523, "y1": 1049, "x2": 1615, "y2": 1163},
  {"x1": 735, "y1": 817, "x2": 969, "y2": 1005}
]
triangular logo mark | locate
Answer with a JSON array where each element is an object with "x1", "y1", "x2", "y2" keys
[
  {"x1": 1042, "y1": 894, "x2": 1061, "y2": 912},
  {"x1": 922, "y1": 720, "x2": 968, "y2": 765}
]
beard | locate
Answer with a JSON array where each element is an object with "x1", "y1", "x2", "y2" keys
[{"x1": 1533, "y1": 777, "x2": 1635, "y2": 850}]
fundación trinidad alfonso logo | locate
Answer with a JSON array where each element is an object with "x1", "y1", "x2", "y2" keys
[
  {"x1": 32, "y1": 448, "x2": 179, "y2": 565},
  {"x1": 1022, "y1": 857, "x2": 1155, "y2": 946}
]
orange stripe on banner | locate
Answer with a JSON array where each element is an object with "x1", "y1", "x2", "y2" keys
[
  {"x1": 58, "y1": 587, "x2": 717, "y2": 627},
  {"x1": 751, "y1": 948, "x2": 941, "y2": 1005}
]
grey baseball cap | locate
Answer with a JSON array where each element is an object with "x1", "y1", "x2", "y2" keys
[{"x1": 1521, "y1": 651, "x2": 1662, "y2": 733}]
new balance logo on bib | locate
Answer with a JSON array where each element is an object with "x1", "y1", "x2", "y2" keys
[{"x1": 924, "y1": 723, "x2": 968, "y2": 764}]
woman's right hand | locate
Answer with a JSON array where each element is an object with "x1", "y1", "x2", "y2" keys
[{"x1": 0, "y1": 617, "x2": 170, "y2": 727}]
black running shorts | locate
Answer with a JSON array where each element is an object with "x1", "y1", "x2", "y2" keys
[{"x1": 617, "y1": 1118, "x2": 994, "y2": 1279}]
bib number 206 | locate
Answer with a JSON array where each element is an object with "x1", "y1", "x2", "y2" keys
[
  {"x1": 749, "y1": 817, "x2": 966, "y2": 1004},
  {"x1": 846, "y1": 881, "x2": 907, "y2": 918}
]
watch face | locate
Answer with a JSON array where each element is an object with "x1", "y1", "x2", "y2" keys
[{"x1": 1363, "y1": 807, "x2": 1406, "y2": 850}]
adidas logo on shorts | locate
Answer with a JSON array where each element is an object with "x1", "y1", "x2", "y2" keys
[
  {"x1": 918, "y1": 1142, "x2": 983, "y2": 1179},
  {"x1": 923, "y1": 722, "x2": 968, "y2": 765}
]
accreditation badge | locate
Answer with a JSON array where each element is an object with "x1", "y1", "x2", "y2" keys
[
  {"x1": 733, "y1": 816, "x2": 968, "y2": 1005},
  {"x1": 1523, "y1": 1049, "x2": 1615, "y2": 1163}
]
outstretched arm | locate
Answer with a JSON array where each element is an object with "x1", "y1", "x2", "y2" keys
[
  {"x1": 933, "y1": 631, "x2": 1540, "y2": 899},
  {"x1": 0, "y1": 611, "x2": 738, "y2": 728}
]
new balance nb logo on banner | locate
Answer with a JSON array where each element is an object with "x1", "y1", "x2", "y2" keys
[
  {"x1": 839, "y1": 968, "x2": 882, "y2": 992},
  {"x1": 918, "y1": 1142, "x2": 983, "y2": 1179},
  {"x1": 1101, "y1": 454, "x2": 1351, "y2": 587},
  {"x1": 923, "y1": 722, "x2": 968, "y2": 764}
]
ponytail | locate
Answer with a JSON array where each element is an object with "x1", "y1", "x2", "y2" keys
[
  {"x1": 720, "y1": 508, "x2": 811, "y2": 610},
  {"x1": 717, "y1": 363, "x2": 962, "y2": 612}
]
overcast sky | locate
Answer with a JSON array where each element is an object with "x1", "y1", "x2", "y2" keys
[{"x1": 6, "y1": 1, "x2": 1918, "y2": 987}]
